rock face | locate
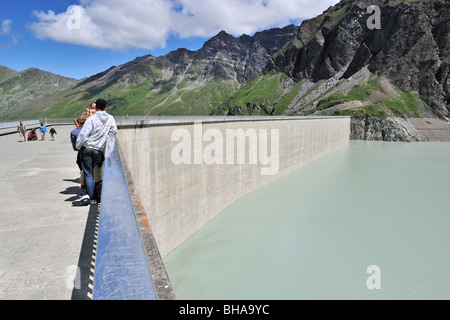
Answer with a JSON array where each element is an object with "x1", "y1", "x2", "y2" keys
[
  {"x1": 350, "y1": 117, "x2": 425, "y2": 142},
  {"x1": 266, "y1": 0, "x2": 449, "y2": 118},
  {"x1": 351, "y1": 116, "x2": 450, "y2": 142},
  {"x1": 214, "y1": 0, "x2": 450, "y2": 141}
]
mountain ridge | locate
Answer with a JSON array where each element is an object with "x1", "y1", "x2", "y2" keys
[
  {"x1": 215, "y1": 0, "x2": 448, "y2": 123},
  {"x1": 0, "y1": 24, "x2": 296, "y2": 120},
  {"x1": 1, "y1": 0, "x2": 448, "y2": 143},
  {"x1": 0, "y1": 67, "x2": 78, "y2": 119},
  {"x1": 264, "y1": 0, "x2": 449, "y2": 117}
]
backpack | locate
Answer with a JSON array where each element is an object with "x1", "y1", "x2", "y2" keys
[{"x1": 70, "y1": 127, "x2": 82, "y2": 151}]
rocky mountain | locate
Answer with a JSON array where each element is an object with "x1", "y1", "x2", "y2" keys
[
  {"x1": 0, "y1": 65, "x2": 17, "y2": 83},
  {"x1": 2, "y1": 0, "x2": 448, "y2": 142},
  {"x1": 214, "y1": 0, "x2": 449, "y2": 140},
  {"x1": 0, "y1": 25, "x2": 296, "y2": 120},
  {"x1": 0, "y1": 67, "x2": 78, "y2": 120}
]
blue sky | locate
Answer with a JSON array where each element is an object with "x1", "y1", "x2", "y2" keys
[{"x1": 0, "y1": 0, "x2": 338, "y2": 80}]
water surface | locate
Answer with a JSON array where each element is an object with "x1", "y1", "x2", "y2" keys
[{"x1": 164, "y1": 141, "x2": 450, "y2": 300}]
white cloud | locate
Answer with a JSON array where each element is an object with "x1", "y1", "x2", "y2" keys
[
  {"x1": 30, "y1": 1, "x2": 173, "y2": 50},
  {"x1": 29, "y1": 0, "x2": 338, "y2": 51},
  {"x1": 1, "y1": 20, "x2": 19, "y2": 48},
  {"x1": 171, "y1": 0, "x2": 336, "y2": 38},
  {"x1": 1, "y1": 20, "x2": 13, "y2": 35}
]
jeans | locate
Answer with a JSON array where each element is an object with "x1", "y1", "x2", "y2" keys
[{"x1": 81, "y1": 147, "x2": 104, "y2": 199}]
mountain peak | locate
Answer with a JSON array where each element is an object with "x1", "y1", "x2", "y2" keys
[
  {"x1": 216, "y1": 30, "x2": 234, "y2": 38},
  {"x1": 201, "y1": 30, "x2": 237, "y2": 50}
]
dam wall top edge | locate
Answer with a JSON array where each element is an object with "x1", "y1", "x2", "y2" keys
[{"x1": 116, "y1": 116, "x2": 351, "y2": 128}]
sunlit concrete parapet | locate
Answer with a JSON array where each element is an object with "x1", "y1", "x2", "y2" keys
[{"x1": 116, "y1": 116, "x2": 351, "y2": 258}]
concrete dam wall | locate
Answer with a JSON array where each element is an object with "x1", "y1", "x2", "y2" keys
[{"x1": 116, "y1": 116, "x2": 351, "y2": 258}]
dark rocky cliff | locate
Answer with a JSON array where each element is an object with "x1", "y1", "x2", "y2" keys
[{"x1": 266, "y1": 0, "x2": 449, "y2": 119}]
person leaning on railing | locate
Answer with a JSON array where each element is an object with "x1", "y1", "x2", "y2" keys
[
  {"x1": 72, "y1": 99, "x2": 118, "y2": 207},
  {"x1": 74, "y1": 102, "x2": 97, "y2": 128},
  {"x1": 70, "y1": 106, "x2": 101, "y2": 205}
]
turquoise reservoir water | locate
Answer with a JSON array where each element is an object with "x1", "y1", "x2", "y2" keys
[{"x1": 164, "y1": 141, "x2": 450, "y2": 300}]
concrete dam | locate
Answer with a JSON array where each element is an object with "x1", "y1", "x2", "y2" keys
[{"x1": 93, "y1": 116, "x2": 351, "y2": 299}]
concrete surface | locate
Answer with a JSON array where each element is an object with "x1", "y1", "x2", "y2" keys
[
  {"x1": 117, "y1": 141, "x2": 176, "y2": 300},
  {"x1": 410, "y1": 118, "x2": 450, "y2": 142},
  {"x1": 117, "y1": 117, "x2": 351, "y2": 257},
  {"x1": 0, "y1": 126, "x2": 96, "y2": 300}
]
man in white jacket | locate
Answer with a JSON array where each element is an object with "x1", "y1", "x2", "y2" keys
[{"x1": 73, "y1": 99, "x2": 118, "y2": 206}]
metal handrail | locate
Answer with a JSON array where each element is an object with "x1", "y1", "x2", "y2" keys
[{"x1": 92, "y1": 141, "x2": 157, "y2": 300}]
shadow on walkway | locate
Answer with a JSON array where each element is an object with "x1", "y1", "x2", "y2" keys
[
  {"x1": 71, "y1": 204, "x2": 100, "y2": 300},
  {"x1": 61, "y1": 178, "x2": 82, "y2": 202}
]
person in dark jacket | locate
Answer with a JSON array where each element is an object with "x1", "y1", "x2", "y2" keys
[{"x1": 50, "y1": 127, "x2": 57, "y2": 141}]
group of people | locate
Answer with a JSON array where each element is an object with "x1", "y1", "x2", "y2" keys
[
  {"x1": 14, "y1": 99, "x2": 117, "y2": 207},
  {"x1": 71, "y1": 99, "x2": 118, "y2": 207},
  {"x1": 17, "y1": 121, "x2": 57, "y2": 142}
]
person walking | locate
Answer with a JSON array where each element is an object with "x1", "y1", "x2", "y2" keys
[
  {"x1": 50, "y1": 127, "x2": 57, "y2": 141},
  {"x1": 17, "y1": 121, "x2": 27, "y2": 142},
  {"x1": 39, "y1": 122, "x2": 47, "y2": 141},
  {"x1": 72, "y1": 99, "x2": 118, "y2": 206}
]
